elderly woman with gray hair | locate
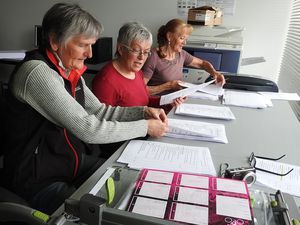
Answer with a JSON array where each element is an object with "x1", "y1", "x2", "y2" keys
[
  {"x1": 3, "y1": 3, "x2": 168, "y2": 213},
  {"x1": 92, "y1": 22, "x2": 184, "y2": 109}
]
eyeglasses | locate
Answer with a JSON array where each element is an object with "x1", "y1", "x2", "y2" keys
[
  {"x1": 249, "y1": 152, "x2": 294, "y2": 176},
  {"x1": 122, "y1": 44, "x2": 151, "y2": 57}
]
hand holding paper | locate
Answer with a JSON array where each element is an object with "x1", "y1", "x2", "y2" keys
[{"x1": 160, "y1": 80, "x2": 215, "y2": 105}]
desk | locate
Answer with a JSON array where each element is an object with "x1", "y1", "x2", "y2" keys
[{"x1": 53, "y1": 99, "x2": 300, "y2": 221}]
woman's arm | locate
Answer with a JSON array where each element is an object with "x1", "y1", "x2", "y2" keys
[
  {"x1": 145, "y1": 77, "x2": 183, "y2": 95},
  {"x1": 12, "y1": 60, "x2": 148, "y2": 144},
  {"x1": 188, "y1": 56, "x2": 225, "y2": 85}
]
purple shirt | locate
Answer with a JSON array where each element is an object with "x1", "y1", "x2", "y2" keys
[{"x1": 142, "y1": 48, "x2": 193, "y2": 86}]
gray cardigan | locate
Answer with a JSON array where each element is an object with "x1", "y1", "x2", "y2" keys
[{"x1": 11, "y1": 60, "x2": 148, "y2": 144}]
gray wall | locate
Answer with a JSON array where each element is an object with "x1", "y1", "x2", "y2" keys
[{"x1": 0, "y1": 0, "x2": 292, "y2": 82}]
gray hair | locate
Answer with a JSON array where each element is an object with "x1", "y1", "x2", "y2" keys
[
  {"x1": 116, "y1": 22, "x2": 152, "y2": 57},
  {"x1": 41, "y1": 3, "x2": 103, "y2": 49}
]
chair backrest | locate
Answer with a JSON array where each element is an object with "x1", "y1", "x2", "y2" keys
[{"x1": 0, "y1": 81, "x2": 8, "y2": 157}]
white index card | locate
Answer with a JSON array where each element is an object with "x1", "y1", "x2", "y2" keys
[
  {"x1": 132, "y1": 197, "x2": 167, "y2": 219},
  {"x1": 145, "y1": 170, "x2": 174, "y2": 184},
  {"x1": 173, "y1": 203, "x2": 208, "y2": 225},
  {"x1": 216, "y1": 178, "x2": 247, "y2": 194},
  {"x1": 180, "y1": 174, "x2": 209, "y2": 189},
  {"x1": 138, "y1": 182, "x2": 171, "y2": 200},
  {"x1": 177, "y1": 187, "x2": 209, "y2": 205},
  {"x1": 216, "y1": 195, "x2": 252, "y2": 221}
]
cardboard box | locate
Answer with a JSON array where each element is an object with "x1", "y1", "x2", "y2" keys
[{"x1": 188, "y1": 6, "x2": 223, "y2": 26}]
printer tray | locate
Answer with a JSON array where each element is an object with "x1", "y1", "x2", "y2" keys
[{"x1": 207, "y1": 74, "x2": 279, "y2": 92}]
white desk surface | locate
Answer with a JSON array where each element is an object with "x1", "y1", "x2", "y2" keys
[{"x1": 53, "y1": 98, "x2": 300, "y2": 216}]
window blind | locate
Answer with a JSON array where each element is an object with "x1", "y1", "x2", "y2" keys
[{"x1": 278, "y1": 0, "x2": 300, "y2": 121}]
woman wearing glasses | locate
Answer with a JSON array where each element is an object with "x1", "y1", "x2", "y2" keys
[
  {"x1": 142, "y1": 18, "x2": 225, "y2": 95},
  {"x1": 92, "y1": 22, "x2": 184, "y2": 109}
]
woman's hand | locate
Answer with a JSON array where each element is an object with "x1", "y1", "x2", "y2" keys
[
  {"x1": 168, "y1": 80, "x2": 184, "y2": 91},
  {"x1": 171, "y1": 96, "x2": 186, "y2": 107},
  {"x1": 147, "y1": 119, "x2": 169, "y2": 138},
  {"x1": 212, "y1": 72, "x2": 226, "y2": 86},
  {"x1": 144, "y1": 107, "x2": 168, "y2": 123}
]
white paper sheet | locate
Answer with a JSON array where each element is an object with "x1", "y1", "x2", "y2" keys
[
  {"x1": 180, "y1": 82, "x2": 224, "y2": 96},
  {"x1": 216, "y1": 195, "x2": 251, "y2": 221},
  {"x1": 188, "y1": 91, "x2": 219, "y2": 101},
  {"x1": 138, "y1": 182, "x2": 171, "y2": 200},
  {"x1": 259, "y1": 92, "x2": 300, "y2": 101},
  {"x1": 166, "y1": 118, "x2": 228, "y2": 143},
  {"x1": 131, "y1": 197, "x2": 167, "y2": 218},
  {"x1": 180, "y1": 174, "x2": 209, "y2": 189},
  {"x1": 175, "y1": 103, "x2": 236, "y2": 120},
  {"x1": 117, "y1": 140, "x2": 216, "y2": 176},
  {"x1": 255, "y1": 158, "x2": 300, "y2": 197},
  {"x1": 160, "y1": 80, "x2": 215, "y2": 105},
  {"x1": 222, "y1": 90, "x2": 273, "y2": 108},
  {"x1": 173, "y1": 203, "x2": 208, "y2": 225},
  {"x1": 216, "y1": 178, "x2": 247, "y2": 194},
  {"x1": 145, "y1": 170, "x2": 174, "y2": 184},
  {"x1": 177, "y1": 187, "x2": 209, "y2": 205}
]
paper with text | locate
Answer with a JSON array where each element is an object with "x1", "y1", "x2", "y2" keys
[
  {"x1": 173, "y1": 203, "x2": 209, "y2": 225},
  {"x1": 180, "y1": 174, "x2": 209, "y2": 189},
  {"x1": 175, "y1": 103, "x2": 236, "y2": 120},
  {"x1": 167, "y1": 118, "x2": 228, "y2": 143},
  {"x1": 216, "y1": 178, "x2": 247, "y2": 194},
  {"x1": 222, "y1": 90, "x2": 273, "y2": 108},
  {"x1": 178, "y1": 187, "x2": 209, "y2": 205},
  {"x1": 216, "y1": 195, "x2": 252, "y2": 220},
  {"x1": 131, "y1": 197, "x2": 167, "y2": 218},
  {"x1": 144, "y1": 170, "x2": 174, "y2": 184},
  {"x1": 160, "y1": 80, "x2": 215, "y2": 105},
  {"x1": 255, "y1": 158, "x2": 300, "y2": 197},
  {"x1": 138, "y1": 182, "x2": 170, "y2": 200},
  {"x1": 117, "y1": 140, "x2": 216, "y2": 175}
]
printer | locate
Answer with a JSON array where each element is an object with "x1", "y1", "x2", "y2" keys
[{"x1": 183, "y1": 25, "x2": 244, "y2": 80}]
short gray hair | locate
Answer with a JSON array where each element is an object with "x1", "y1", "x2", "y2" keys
[
  {"x1": 41, "y1": 3, "x2": 103, "y2": 49},
  {"x1": 116, "y1": 22, "x2": 152, "y2": 56}
]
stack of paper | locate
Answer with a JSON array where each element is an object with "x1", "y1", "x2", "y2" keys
[
  {"x1": 175, "y1": 103, "x2": 236, "y2": 120},
  {"x1": 167, "y1": 118, "x2": 228, "y2": 143},
  {"x1": 222, "y1": 90, "x2": 273, "y2": 108},
  {"x1": 160, "y1": 80, "x2": 215, "y2": 105},
  {"x1": 117, "y1": 140, "x2": 216, "y2": 176}
]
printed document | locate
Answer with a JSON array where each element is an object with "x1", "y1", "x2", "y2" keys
[
  {"x1": 166, "y1": 118, "x2": 228, "y2": 143},
  {"x1": 160, "y1": 80, "x2": 215, "y2": 105},
  {"x1": 255, "y1": 158, "x2": 300, "y2": 197},
  {"x1": 175, "y1": 103, "x2": 236, "y2": 120},
  {"x1": 117, "y1": 140, "x2": 216, "y2": 175}
]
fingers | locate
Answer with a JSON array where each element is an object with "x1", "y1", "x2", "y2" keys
[{"x1": 147, "y1": 119, "x2": 169, "y2": 138}]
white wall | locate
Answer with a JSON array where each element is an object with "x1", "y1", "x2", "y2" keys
[{"x1": 0, "y1": 0, "x2": 292, "y2": 81}]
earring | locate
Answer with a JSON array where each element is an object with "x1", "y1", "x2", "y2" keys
[{"x1": 168, "y1": 40, "x2": 171, "y2": 46}]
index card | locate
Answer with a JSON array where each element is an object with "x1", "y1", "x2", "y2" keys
[
  {"x1": 132, "y1": 197, "x2": 167, "y2": 219},
  {"x1": 216, "y1": 195, "x2": 251, "y2": 221}
]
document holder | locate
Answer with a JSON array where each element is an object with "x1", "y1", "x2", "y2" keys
[{"x1": 206, "y1": 74, "x2": 279, "y2": 92}]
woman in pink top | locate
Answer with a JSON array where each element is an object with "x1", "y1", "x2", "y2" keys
[
  {"x1": 143, "y1": 19, "x2": 225, "y2": 95},
  {"x1": 92, "y1": 22, "x2": 184, "y2": 110}
]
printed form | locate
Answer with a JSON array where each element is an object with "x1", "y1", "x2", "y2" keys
[
  {"x1": 117, "y1": 140, "x2": 216, "y2": 175},
  {"x1": 175, "y1": 103, "x2": 236, "y2": 120}
]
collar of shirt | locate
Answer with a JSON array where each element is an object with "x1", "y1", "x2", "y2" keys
[{"x1": 46, "y1": 49, "x2": 87, "y2": 96}]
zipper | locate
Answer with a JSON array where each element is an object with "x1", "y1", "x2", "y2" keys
[{"x1": 64, "y1": 129, "x2": 79, "y2": 177}]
